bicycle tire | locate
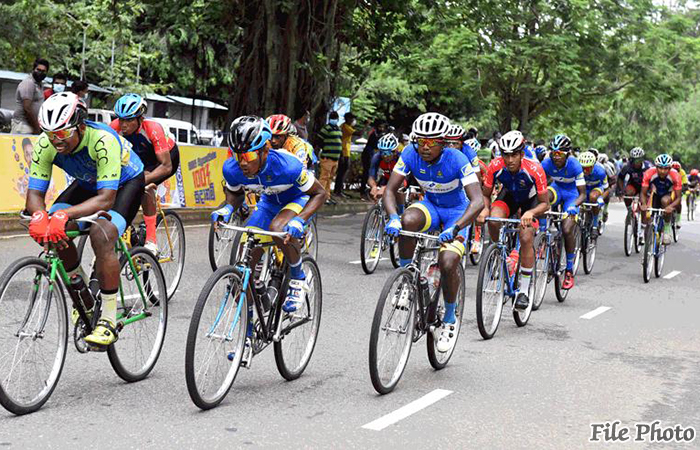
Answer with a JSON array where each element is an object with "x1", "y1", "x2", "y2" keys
[
  {"x1": 0, "y1": 257, "x2": 68, "y2": 415},
  {"x1": 642, "y1": 225, "x2": 653, "y2": 283},
  {"x1": 654, "y1": 233, "x2": 665, "y2": 278},
  {"x1": 155, "y1": 210, "x2": 186, "y2": 300},
  {"x1": 513, "y1": 245, "x2": 535, "y2": 327},
  {"x1": 108, "y1": 247, "x2": 168, "y2": 382},
  {"x1": 469, "y1": 224, "x2": 485, "y2": 266},
  {"x1": 427, "y1": 264, "x2": 465, "y2": 369},
  {"x1": 475, "y1": 243, "x2": 505, "y2": 340},
  {"x1": 672, "y1": 217, "x2": 679, "y2": 243},
  {"x1": 583, "y1": 232, "x2": 597, "y2": 275},
  {"x1": 389, "y1": 236, "x2": 400, "y2": 268},
  {"x1": 360, "y1": 206, "x2": 383, "y2": 274},
  {"x1": 572, "y1": 223, "x2": 582, "y2": 276},
  {"x1": 623, "y1": 213, "x2": 633, "y2": 257},
  {"x1": 554, "y1": 237, "x2": 569, "y2": 302},
  {"x1": 302, "y1": 218, "x2": 319, "y2": 261},
  {"x1": 368, "y1": 268, "x2": 416, "y2": 395},
  {"x1": 76, "y1": 234, "x2": 89, "y2": 262},
  {"x1": 208, "y1": 210, "x2": 239, "y2": 271},
  {"x1": 634, "y1": 215, "x2": 642, "y2": 253},
  {"x1": 185, "y1": 266, "x2": 248, "y2": 410}
]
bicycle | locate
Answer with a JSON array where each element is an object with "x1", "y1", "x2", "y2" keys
[
  {"x1": 532, "y1": 212, "x2": 569, "y2": 309},
  {"x1": 360, "y1": 197, "x2": 399, "y2": 274},
  {"x1": 185, "y1": 225, "x2": 322, "y2": 410},
  {"x1": 623, "y1": 196, "x2": 643, "y2": 257},
  {"x1": 579, "y1": 203, "x2": 601, "y2": 275},
  {"x1": 208, "y1": 191, "x2": 259, "y2": 271},
  {"x1": 686, "y1": 188, "x2": 697, "y2": 221},
  {"x1": 0, "y1": 212, "x2": 168, "y2": 415},
  {"x1": 642, "y1": 207, "x2": 668, "y2": 282},
  {"x1": 466, "y1": 222, "x2": 487, "y2": 266},
  {"x1": 368, "y1": 230, "x2": 465, "y2": 394},
  {"x1": 475, "y1": 218, "x2": 535, "y2": 340}
]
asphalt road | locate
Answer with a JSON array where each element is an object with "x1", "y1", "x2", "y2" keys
[{"x1": 0, "y1": 202, "x2": 698, "y2": 449}]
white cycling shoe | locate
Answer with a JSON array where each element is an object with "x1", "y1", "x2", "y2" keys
[
  {"x1": 434, "y1": 319, "x2": 459, "y2": 353},
  {"x1": 283, "y1": 278, "x2": 308, "y2": 313},
  {"x1": 144, "y1": 241, "x2": 159, "y2": 256}
]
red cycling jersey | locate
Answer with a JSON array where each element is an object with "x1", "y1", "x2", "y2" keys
[
  {"x1": 484, "y1": 157, "x2": 548, "y2": 202},
  {"x1": 110, "y1": 118, "x2": 175, "y2": 168},
  {"x1": 641, "y1": 167, "x2": 682, "y2": 196}
]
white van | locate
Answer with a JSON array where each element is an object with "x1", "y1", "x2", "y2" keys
[
  {"x1": 152, "y1": 118, "x2": 200, "y2": 145},
  {"x1": 87, "y1": 109, "x2": 117, "y2": 124}
]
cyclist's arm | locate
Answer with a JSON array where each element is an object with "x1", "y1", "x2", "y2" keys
[
  {"x1": 368, "y1": 155, "x2": 380, "y2": 190},
  {"x1": 640, "y1": 185, "x2": 650, "y2": 209},
  {"x1": 383, "y1": 171, "x2": 406, "y2": 217},
  {"x1": 145, "y1": 150, "x2": 173, "y2": 185},
  {"x1": 296, "y1": 179, "x2": 327, "y2": 222},
  {"x1": 458, "y1": 182, "x2": 485, "y2": 229},
  {"x1": 223, "y1": 186, "x2": 246, "y2": 210},
  {"x1": 26, "y1": 189, "x2": 47, "y2": 215},
  {"x1": 574, "y1": 169, "x2": 586, "y2": 206}
]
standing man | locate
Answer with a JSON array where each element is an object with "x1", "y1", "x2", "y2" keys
[
  {"x1": 12, "y1": 58, "x2": 48, "y2": 134},
  {"x1": 293, "y1": 110, "x2": 310, "y2": 141},
  {"x1": 71, "y1": 80, "x2": 90, "y2": 103},
  {"x1": 334, "y1": 112, "x2": 357, "y2": 198},
  {"x1": 44, "y1": 72, "x2": 67, "y2": 99},
  {"x1": 317, "y1": 111, "x2": 342, "y2": 205}
]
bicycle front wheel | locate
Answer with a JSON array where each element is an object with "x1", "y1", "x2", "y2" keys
[
  {"x1": 476, "y1": 243, "x2": 505, "y2": 340},
  {"x1": 654, "y1": 234, "x2": 666, "y2": 278},
  {"x1": 156, "y1": 210, "x2": 186, "y2": 300},
  {"x1": 642, "y1": 225, "x2": 654, "y2": 283},
  {"x1": 532, "y1": 234, "x2": 548, "y2": 311},
  {"x1": 623, "y1": 213, "x2": 633, "y2": 257},
  {"x1": 108, "y1": 247, "x2": 168, "y2": 382},
  {"x1": 185, "y1": 266, "x2": 248, "y2": 410},
  {"x1": 554, "y1": 237, "x2": 569, "y2": 302},
  {"x1": 360, "y1": 206, "x2": 384, "y2": 274},
  {"x1": 0, "y1": 257, "x2": 68, "y2": 415},
  {"x1": 208, "y1": 212, "x2": 239, "y2": 271},
  {"x1": 583, "y1": 232, "x2": 597, "y2": 275},
  {"x1": 368, "y1": 268, "x2": 416, "y2": 394},
  {"x1": 469, "y1": 224, "x2": 485, "y2": 266},
  {"x1": 427, "y1": 265, "x2": 465, "y2": 370}
]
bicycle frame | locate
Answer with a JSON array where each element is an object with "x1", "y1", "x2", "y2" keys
[
  {"x1": 485, "y1": 217, "x2": 522, "y2": 299},
  {"x1": 646, "y1": 208, "x2": 667, "y2": 258}
]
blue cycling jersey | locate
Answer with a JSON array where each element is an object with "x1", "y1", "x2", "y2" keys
[
  {"x1": 222, "y1": 150, "x2": 314, "y2": 205},
  {"x1": 394, "y1": 146, "x2": 478, "y2": 208},
  {"x1": 584, "y1": 163, "x2": 609, "y2": 191},
  {"x1": 541, "y1": 156, "x2": 585, "y2": 190},
  {"x1": 523, "y1": 144, "x2": 538, "y2": 162},
  {"x1": 460, "y1": 143, "x2": 481, "y2": 172}
]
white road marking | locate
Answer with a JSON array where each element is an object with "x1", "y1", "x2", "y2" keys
[
  {"x1": 362, "y1": 389, "x2": 453, "y2": 431},
  {"x1": 663, "y1": 270, "x2": 681, "y2": 279},
  {"x1": 580, "y1": 306, "x2": 612, "y2": 320},
  {"x1": 183, "y1": 224, "x2": 210, "y2": 229},
  {"x1": 349, "y1": 258, "x2": 388, "y2": 265},
  {"x1": 327, "y1": 213, "x2": 351, "y2": 219},
  {"x1": 0, "y1": 234, "x2": 28, "y2": 240}
]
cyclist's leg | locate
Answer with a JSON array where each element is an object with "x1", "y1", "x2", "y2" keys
[
  {"x1": 556, "y1": 185, "x2": 578, "y2": 272},
  {"x1": 588, "y1": 188, "x2": 602, "y2": 227},
  {"x1": 488, "y1": 191, "x2": 514, "y2": 241},
  {"x1": 437, "y1": 205, "x2": 467, "y2": 321},
  {"x1": 142, "y1": 145, "x2": 181, "y2": 246},
  {"x1": 517, "y1": 197, "x2": 539, "y2": 302},
  {"x1": 398, "y1": 201, "x2": 433, "y2": 266},
  {"x1": 624, "y1": 184, "x2": 638, "y2": 210}
]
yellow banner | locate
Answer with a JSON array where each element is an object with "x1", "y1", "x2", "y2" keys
[{"x1": 178, "y1": 146, "x2": 230, "y2": 208}]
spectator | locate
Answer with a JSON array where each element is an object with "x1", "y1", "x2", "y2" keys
[
  {"x1": 12, "y1": 58, "x2": 48, "y2": 134},
  {"x1": 360, "y1": 120, "x2": 387, "y2": 199},
  {"x1": 44, "y1": 72, "x2": 67, "y2": 100},
  {"x1": 317, "y1": 111, "x2": 342, "y2": 205},
  {"x1": 294, "y1": 110, "x2": 311, "y2": 141},
  {"x1": 211, "y1": 130, "x2": 224, "y2": 147},
  {"x1": 334, "y1": 112, "x2": 357, "y2": 198},
  {"x1": 71, "y1": 80, "x2": 89, "y2": 102},
  {"x1": 466, "y1": 127, "x2": 478, "y2": 140}
]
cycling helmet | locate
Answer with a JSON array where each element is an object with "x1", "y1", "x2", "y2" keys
[
  {"x1": 588, "y1": 148, "x2": 599, "y2": 158},
  {"x1": 445, "y1": 124, "x2": 465, "y2": 140},
  {"x1": 535, "y1": 145, "x2": 547, "y2": 156},
  {"x1": 411, "y1": 112, "x2": 450, "y2": 139},
  {"x1": 488, "y1": 139, "x2": 500, "y2": 157},
  {"x1": 597, "y1": 153, "x2": 609, "y2": 164},
  {"x1": 578, "y1": 151, "x2": 596, "y2": 168},
  {"x1": 38, "y1": 92, "x2": 86, "y2": 132},
  {"x1": 498, "y1": 130, "x2": 525, "y2": 154},
  {"x1": 465, "y1": 138, "x2": 481, "y2": 151},
  {"x1": 114, "y1": 93, "x2": 147, "y2": 120},
  {"x1": 654, "y1": 153, "x2": 673, "y2": 168},
  {"x1": 266, "y1": 114, "x2": 294, "y2": 135},
  {"x1": 629, "y1": 147, "x2": 645, "y2": 159},
  {"x1": 690, "y1": 169, "x2": 699, "y2": 176},
  {"x1": 227, "y1": 116, "x2": 272, "y2": 153},
  {"x1": 549, "y1": 134, "x2": 572, "y2": 152},
  {"x1": 377, "y1": 133, "x2": 399, "y2": 152},
  {"x1": 671, "y1": 161, "x2": 681, "y2": 170}
]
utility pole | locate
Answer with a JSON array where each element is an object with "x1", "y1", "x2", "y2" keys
[{"x1": 110, "y1": 38, "x2": 115, "y2": 87}]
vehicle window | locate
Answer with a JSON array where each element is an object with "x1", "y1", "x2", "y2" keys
[
  {"x1": 178, "y1": 128, "x2": 188, "y2": 144},
  {"x1": 169, "y1": 128, "x2": 177, "y2": 140},
  {"x1": 190, "y1": 130, "x2": 198, "y2": 145},
  {"x1": 88, "y1": 113, "x2": 97, "y2": 122},
  {"x1": 110, "y1": 114, "x2": 117, "y2": 122}
]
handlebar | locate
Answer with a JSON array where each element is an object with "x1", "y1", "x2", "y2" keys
[
  {"x1": 398, "y1": 230, "x2": 440, "y2": 241},
  {"x1": 485, "y1": 217, "x2": 522, "y2": 225},
  {"x1": 218, "y1": 223, "x2": 289, "y2": 239}
]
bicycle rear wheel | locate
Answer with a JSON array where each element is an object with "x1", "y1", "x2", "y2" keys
[
  {"x1": 155, "y1": 210, "x2": 186, "y2": 300},
  {"x1": 623, "y1": 213, "x2": 633, "y2": 257},
  {"x1": 302, "y1": 218, "x2": 319, "y2": 261},
  {"x1": 583, "y1": 232, "x2": 597, "y2": 275},
  {"x1": 360, "y1": 206, "x2": 384, "y2": 274},
  {"x1": 208, "y1": 212, "x2": 240, "y2": 271},
  {"x1": 672, "y1": 217, "x2": 679, "y2": 243},
  {"x1": 427, "y1": 265, "x2": 465, "y2": 370},
  {"x1": 469, "y1": 224, "x2": 485, "y2": 266},
  {"x1": 108, "y1": 247, "x2": 168, "y2": 382},
  {"x1": 368, "y1": 268, "x2": 416, "y2": 394},
  {"x1": 572, "y1": 224, "x2": 582, "y2": 276},
  {"x1": 532, "y1": 234, "x2": 548, "y2": 311},
  {"x1": 475, "y1": 243, "x2": 505, "y2": 340},
  {"x1": 513, "y1": 247, "x2": 535, "y2": 327},
  {"x1": 185, "y1": 266, "x2": 248, "y2": 410},
  {"x1": 642, "y1": 225, "x2": 654, "y2": 283},
  {"x1": 554, "y1": 238, "x2": 569, "y2": 302},
  {"x1": 634, "y1": 216, "x2": 642, "y2": 253},
  {"x1": 274, "y1": 256, "x2": 323, "y2": 380},
  {"x1": 389, "y1": 236, "x2": 400, "y2": 268},
  {"x1": 0, "y1": 257, "x2": 68, "y2": 415}
]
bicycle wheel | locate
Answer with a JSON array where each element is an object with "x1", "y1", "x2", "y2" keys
[
  {"x1": 634, "y1": 216, "x2": 642, "y2": 253},
  {"x1": 0, "y1": 257, "x2": 68, "y2": 415},
  {"x1": 532, "y1": 234, "x2": 548, "y2": 311},
  {"x1": 155, "y1": 210, "x2": 186, "y2": 300},
  {"x1": 368, "y1": 268, "x2": 416, "y2": 394},
  {"x1": 360, "y1": 206, "x2": 384, "y2": 274},
  {"x1": 208, "y1": 212, "x2": 239, "y2": 271},
  {"x1": 554, "y1": 238, "x2": 569, "y2": 302},
  {"x1": 672, "y1": 217, "x2": 679, "y2": 243},
  {"x1": 623, "y1": 213, "x2": 633, "y2": 257},
  {"x1": 654, "y1": 233, "x2": 665, "y2": 278},
  {"x1": 583, "y1": 232, "x2": 597, "y2": 275},
  {"x1": 572, "y1": 224, "x2": 582, "y2": 276},
  {"x1": 274, "y1": 256, "x2": 323, "y2": 380},
  {"x1": 642, "y1": 225, "x2": 654, "y2": 283},
  {"x1": 302, "y1": 218, "x2": 319, "y2": 261},
  {"x1": 185, "y1": 266, "x2": 248, "y2": 410},
  {"x1": 389, "y1": 236, "x2": 400, "y2": 268},
  {"x1": 475, "y1": 243, "x2": 505, "y2": 340},
  {"x1": 513, "y1": 246, "x2": 535, "y2": 327},
  {"x1": 108, "y1": 247, "x2": 168, "y2": 382},
  {"x1": 427, "y1": 265, "x2": 465, "y2": 370},
  {"x1": 469, "y1": 224, "x2": 485, "y2": 266}
]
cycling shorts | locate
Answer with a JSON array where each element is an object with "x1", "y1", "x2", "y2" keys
[
  {"x1": 406, "y1": 200, "x2": 469, "y2": 256},
  {"x1": 651, "y1": 191, "x2": 676, "y2": 209},
  {"x1": 548, "y1": 182, "x2": 579, "y2": 212},
  {"x1": 144, "y1": 144, "x2": 181, "y2": 185},
  {"x1": 244, "y1": 194, "x2": 309, "y2": 243},
  {"x1": 49, "y1": 172, "x2": 145, "y2": 235},
  {"x1": 492, "y1": 190, "x2": 538, "y2": 218}
]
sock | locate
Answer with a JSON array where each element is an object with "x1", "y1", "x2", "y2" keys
[
  {"x1": 520, "y1": 267, "x2": 533, "y2": 293},
  {"x1": 289, "y1": 258, "x2": 306, "y2": 280},
  {"x1": 397, "y1": 204, "x2": 405, "y2": 215},
  {"x1": 100, "y1": 288, "x2": 118, "y2": 325},
  {"x1": 66, "y1": 263, "x2": 87, "y2": 282},
  {"x1": 399, "y1": 258, "x2": 412, "y2": 267},
  {"x1": 566, "y1": 253, "x2": 575, "y2": 271},
  {"x1": 443, "y1": 301, "x2": 457, "y2": 324},
  {"x1": 592, "y1": 214, "x2": 599, "y2": 228},
  {"x1": 144, "y1": 214, "x2": 157, "y2": 243}
]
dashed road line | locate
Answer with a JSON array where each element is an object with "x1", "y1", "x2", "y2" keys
[
  {"x1": 663, "y1": 270, "x2": 681, "y2": 279},
  {"x1": 349, "y1": 258, "x2": 388, "y2": 265},
  {"x1": 362, "y1": 389, "x2": 453, "y2": 431},
  {"x1": 580, "y1": 306, "x2": 612, "y2": 320}
]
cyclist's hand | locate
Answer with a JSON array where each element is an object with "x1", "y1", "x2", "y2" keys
[
  {"x1": 385, "y1": 214, "x2": 402, "y2": 237},
  {"x1": 284, "y1": 216, "x2": 306, "y2": 239},
  {"x1": 29, "y1": 210, "x2": 49, "y2": 244},
  {"x1": 239, "y1": 202, "x2": 250, "y2": 218},
  {"x1": 439, "y1": 226, "x2": 457, "y2": 243},
  {"x1": 521, "y1": 211, "x2": 534, "y2": 228},
  {"x1": 211, "y1": 204, "x2": 234, "y2": 223},
  {"x1": 477, "y1": 208, "x2": 489, "y2": 225},
  {"x1": 566, "y1": 205, "x2": 579, "y2": 216},
  {"x1": 597, "y1": 197, "x2": 605, "y2": 207},
  {"x1": 46, "y1": 211, "x2": 70, "y2": 249},
  {"x1": 370, "y1": 186, "x2": 379, "y2": 201}
]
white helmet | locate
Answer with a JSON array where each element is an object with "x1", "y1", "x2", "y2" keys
[
  {"x1": 597, "y1": 153, "x2": 609, "y2": 164},
  {"x1": 498, "y1": 130, "x2": 525, "y2": 154},
  {"x1": 377, "y1": 133, "x2": 399, "y2": 151},
  {"x1": 466, "y1": 137, "x2": 481, "y2": 151},
  {"x1": 630, "y1": 147, "x2": 645, "y2": 159},
  {"x1": 39, "y1": 92, "x2": 86, "y2": 132},
  {"x1": 411, "y1": 112, "x2": 450, "y2": 139}
]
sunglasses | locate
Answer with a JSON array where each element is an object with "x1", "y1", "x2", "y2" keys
[
  {"x1": 551, "y1": 150, "x2": 568, "y2": 156},
  {"x1": 46, "y1": 128, "x2": 76, "y2": 141},
  {"x1": 415, "y1": 138, "x2": 443, "y2": 148},
  {"x1": 233, "y1": 150, "x2": 260, "y2": 163}
]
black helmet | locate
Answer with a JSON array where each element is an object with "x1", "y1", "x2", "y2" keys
[{"x1": 227, "y1": 116, "x2": 272, "y2": 153}]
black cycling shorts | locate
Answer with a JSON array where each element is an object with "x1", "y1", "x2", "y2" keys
[
  {"x1": 50, "y1": 172, "x2": 145, "y2": 235},
  {"x1": 144, "y1": 144, "x2": 180, "y2": 185},
  {"x1": 491, "y1": 189, "x2": 538, "y2": 218}
]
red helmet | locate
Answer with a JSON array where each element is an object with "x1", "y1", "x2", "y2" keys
[
  {"x1": 691, "y1": 169, "x2": 699, "y2": 176},
  {"x1": 266, "y1": 114, "x2": 294, "y2": 135},
  {"x1": 671, "y1": 161, "x2": 681, "y2": 170}
]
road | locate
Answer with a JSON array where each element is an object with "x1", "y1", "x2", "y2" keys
[{"x1": 0, "y1": 203, "x2": 699, "y2": 449}]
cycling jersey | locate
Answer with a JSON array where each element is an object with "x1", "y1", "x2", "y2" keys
[
  {"x1": 110, "y1": 118, "x2": 175, "y2": 169},
  {"x1": 689, "y1": 174, "x2": 699, "y2": 186},
  {"x1": 369, "y1": 152, "x2": 398, "y2": 186},
  {"x1": 541, "y1": 156, "x2": 585, "y2": 189},
  {"x1": 460, "y1": 143, "x2": 481, "y2": 173},
  {"x1": 642, "y1": 168, "x2": 682, "y2": 197},
  {"x1": 222, "y1": 149, "x2": 314, "y2": 206},
  {"x1": 394, "y1": 146, "x2": 478, "y2": 208},
  {"x1": 584, "y1": 163, "x2": 609, "y2": 192},
  {"x1": 281, "y1": 134, "x2": 317, "y2": 168},
  {"x1": 674, "y1": 168, "x2": 688, "y2": 185},
  {"x1": 619, "y1": 161, "x2": 652, "y2": 188},
  {"x1": 484, "y1": 157, "x2": 548, "y2": 203},
  {"x1": 29, "y1": 120, "x2": 144, "y2": 192}
]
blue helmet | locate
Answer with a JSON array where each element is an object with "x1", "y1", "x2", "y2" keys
[
  {"x1": 549, "y1": 134, "x2": 572, "y2": 152},
  {"x1": 654, "y1": 153, "x2": 673, "y2": 168},
  {"x1": 535, "y1": 145, "x2": 547, "y2": 156},
  {"x1": 228, "y1": 116, "x2": 271, "y2": 153},
  {"x1": 114, "y1": 93, "x2": 147, "y2": 120},
  {"x1": 377, "y1": 133, "x2": 399, "y2": 152}
]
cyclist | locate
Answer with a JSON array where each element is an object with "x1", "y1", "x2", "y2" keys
[
  {"x1": 477, "y1": 130, "x2": 549, "y2": 310},
  {"x1": 671, "y1": 161, "x2": 688, "y2": 229},
  {"x1": 445, "y1": 124, "x2": 482, "y2": 180},
  {"x1": 368, "y1": 133, "x2": 402, "y2": 201},
  {"x1": 383, "y1": 112, "x2": 484, "y2": 353},
  {"x1": 597, "y1": 153, "x2": 617, "y2": 222},
  {"x1": 541, "y1": 134, "x2": 586, "y2": 290},
  {"x1": 210, "y1": 116, "x2": 328, "y2": 312},
  {"x1": 534, "y1": 144, "x2": 548, "y2": 162},
  {"x1": 27, "y1": 92, "x2": 145, "y2": 348},
  {"x1": 640, "y1": 154, "x2": 682, "y2": 244},
  {"x1": 111, "y1": 93, "x2": 180, "y2": 255},
  {"x1": 617, "y1": 147, "x2": 651, "y2": 209},
  {"x1": 267, "y1": 113, "x2": 317, "y2": 169},
  {"x1": 578, "y1": 151, "x2": 609, "y2": 235}
]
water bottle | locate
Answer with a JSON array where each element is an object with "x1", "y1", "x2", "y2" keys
[
  {"x1": 262, "y1": 269, "x2": 284, "y2": 311},
  {"x1": 70, "y1": 275, "x2": 94, "y2": 311},
  {"x1": 419, "y1": 276, "x2": 431, "y2": 304}
]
